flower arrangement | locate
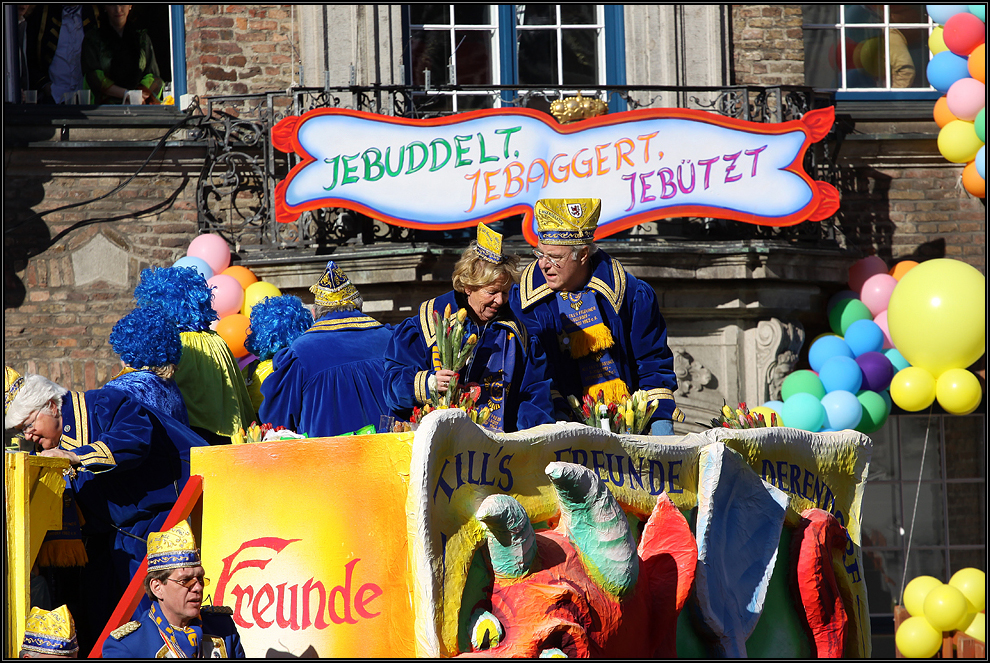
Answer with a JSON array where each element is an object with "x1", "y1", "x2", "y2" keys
[
  {"x1": 231, "y1": 422, "x2": 308, "y2": 444},
  {"x1": 569, "y1": 390, "x2": 660, "y2": 435},
  {"x1": 431, "y1": 305, "x2": 478, "y2": 409},
  {"x1": 709, "y1": 402, "x2": 778, "y2": 429},
  {"x1": 412, "y1": 382, "x2": 491, "y2": 426}
]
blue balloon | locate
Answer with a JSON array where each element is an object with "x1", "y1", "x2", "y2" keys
[
  {"x1": 809, "y1": 335, "x2": 855, "y2": 373},
  {"x1": 173, "y1": 256, "x2": 214, "y2": 281},
  {"x1": 844, "y1": 319, "x2": 885, "y2": 356},
  {"x1": 762, "y1": 400, "x2": 785, "y2": 412},
  {"x1": 968, "y1": 5, "x2": 986, "y2": 21},
  {"x1": 827, "y1": 290, "x2": 859, "y2": 314},
  {"x1": 883, "y1": 348, "x2": 911, "y2": 373},
  {"x1": 926, "y1": 4, "x2": 968, "y2": 25},
  {"x1": 976, "y1": 146, "x2": 985, "y2": 181},
  {"x1": 819, "y1": 355, "x2": 863, "y2": 394},
  {"x1": 927, "y1": 51, "x2": 971, "y2": 93},
  {"x1": 821, "y1": 390, "x2": 864, "y2": 430},
  {"x1": 781, "y1": 393, "x2": 827, "y2": 432}
]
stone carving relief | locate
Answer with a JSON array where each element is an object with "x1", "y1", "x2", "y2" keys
[
  {"x1": 673, "y1": 348, "x2": 716, "y2": 397},
  {"x1": 756, "y1": 318, "x2": 805, "y2": 402}
]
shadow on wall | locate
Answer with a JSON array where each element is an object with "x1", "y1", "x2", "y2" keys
[
  {"x1": 3, "y1": 169, "x2": 52, "y2": 309},
  {"x1": 832, "y1": 166, "x2": 897, "y2": 263}
]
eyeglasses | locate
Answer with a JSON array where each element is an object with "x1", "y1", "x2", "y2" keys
[
  {"x1": 167, "y1": 575, "x2": 210, "y2": 590},
  {"x1": 22, "y1": 404, "x2": 58, "y2": 436},
  {"x1": 533, "y1": 249, "x2": 570, "y2": 269}
]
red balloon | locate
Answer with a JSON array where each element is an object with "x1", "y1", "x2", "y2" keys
[
  {"x1": 943, "y1": 13, "x2": 986, "y2": 57},
  {"x1": 848, "y1": 256, "x2": 888, "y2": 294}
]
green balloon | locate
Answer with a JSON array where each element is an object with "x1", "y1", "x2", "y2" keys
[
  {"x1": 975, "y1": 107, "x2": 985, "y2": 144},
  {"x1": 782, "y1": 369, "x2": 827, "y2": 400},
  {"x1": 855, "y1": 389, "x2": 889, "y2": 433},
  {"x1": 828, "y1": 298, "x2": 873, "y2": 335}
]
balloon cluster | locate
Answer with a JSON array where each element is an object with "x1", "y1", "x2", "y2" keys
[
  {"x1": 927, "y1": 4, "x2": 986, "y2": 198},
  {"x1": 173, "y1": 234, "x2": 282, "y2": 359},
  {"x1": 896, "y1": 568, "x2": 985, "y2": 657},
  {"x1": 764, "y1": 256, "x2": 985, "y2": 432}
]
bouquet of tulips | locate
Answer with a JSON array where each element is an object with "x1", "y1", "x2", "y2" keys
[
  {"x1": 708, "y1": 402, "x2": 778, "y2": 429},
  {"x1": 569, "y1": 389, "x2": 660, "y2": 435},
  {"x1": 231, "y1": 421, "x2": 306, "y2": 444},
  {"x1": 431, "y1": 305, "x2": 478, "y2": 409},
  {"x1": 411, "y1": 384, "x2": 492, "y2": 427}
]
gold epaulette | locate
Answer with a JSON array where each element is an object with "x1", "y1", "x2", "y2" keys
[
  {"x1": 110, "y1": 621, "x2": 140, "y2": 640},
  {"x1": 201, "y1": 605, "x2": 233, "y2": 615}
]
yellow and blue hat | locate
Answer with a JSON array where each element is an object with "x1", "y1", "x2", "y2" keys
[
  {"x1": 5, "y1": 366, "x2": 24, "y2": 418},
  {"x1": 147, "y1": 521, "x2": 201, "y2": 572},
  {"x1": 475, "y1": 222, "x2": 504, "y2": 264},
  {"x1": 22, "y1": 605, "x2": 79, "y2": 656},
  {"x1": 309, "y1": 260, "x2": 360, "y2": 309},
  {"x1": 534, "y1": 199, "x2": 601, "y2": 246}
]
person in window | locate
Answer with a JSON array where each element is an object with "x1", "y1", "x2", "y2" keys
[
  {"x1": 25, "y1": 4, "x2": 103, "y2": 104},
  {"x1": 384, "y1": 223, "x2": 555, "y2": 433},
  {"x1": 81, "y1": 4, "x2": 163, "y2": 104}
]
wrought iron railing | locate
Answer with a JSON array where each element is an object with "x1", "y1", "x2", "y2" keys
[{"x1": 187, "y1": 84, "x2": 839, "y2": 254}]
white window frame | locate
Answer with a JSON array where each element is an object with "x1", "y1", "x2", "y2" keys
[{"x1": 514, "y1": 4, "x2": 606, "y2": 92}]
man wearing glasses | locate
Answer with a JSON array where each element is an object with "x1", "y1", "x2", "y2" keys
[
  {"x1": 510, "y1": 199, "x2": 683, "y2": 435},
  {"x1": 103, "y1": 521, "x2": 244, "y2": 658}
]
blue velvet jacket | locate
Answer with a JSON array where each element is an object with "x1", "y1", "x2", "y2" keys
[
  {"x1": 103, "y1": 605, "x2": 245, "y2": 658},
  {"x1": 383, "y1": 290, "x2": 555, "y2": 433},
  {"x1": 103, "y1": 368, "x2": 189, "y2": 426},
  {"x1": 508, "y1": 249, "x2": 683, "y2": 425},
  {"x1": 259, "y1": 310, "x2": 394, "y2": 437}
]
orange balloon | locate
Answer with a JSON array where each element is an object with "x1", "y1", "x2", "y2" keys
[
  {"x1": 969, "y1": 43, "x2": 985, "y2": 84},
  {"x1": 221, "y1": 265, "x2": 259, "y2": 291},
  {"x1": 216, "y1": 313, "x2": 250, "y2": 358},
  {"x1": 889, "y1": 261, "x2": 919, "y2": 280},
  {"x1": 962, "y1": 161, "x2": 986, "y2": 198},
  {"x1": 933, "y1": 96, "x2": 958, "y2": 128}
]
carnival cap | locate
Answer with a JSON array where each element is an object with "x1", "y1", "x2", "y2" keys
[
  {"x1": 534, "y1": 199, "x2": 601, "y2": 246},
  {"x1": 475, "y1": 222, "x2": 504, "y2": 264},
  {"x1": 22, "y1": 605, "x2": 79, "y2": 656},
  {"x1": 147, "y1": 520, "x2": 201, "y2": 572},
  {"x1": 310, "y1": 260, "x2": 360, "y2": 310},
  {"x1": 5, "y1": 365, "x2": 24, "y2": 418}
]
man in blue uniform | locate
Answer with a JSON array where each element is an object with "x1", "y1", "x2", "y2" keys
[
  {"x1": 260, "y1": 260, "x2": 394, "y2": 437},
  {"x1": 509, "y1": 198, "x2": 683, "y2": 435},
  {"x1": 103, "y1": 521, "x2": 244, "y2": 658}
]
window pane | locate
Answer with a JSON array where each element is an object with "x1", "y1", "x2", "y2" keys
[
  {"x1": 454, "y1": 5, "x2": 490, "y2": 25},
  {"x1": 946, "y1": 482, "x2": 985, "y2": 545},
  {"x1": 898, "y1": 28, "x2": 930, "y2": 88},
  {"x1": 410, "y1": 31, "x2": 452, "y2": 85},
  {"x1": 454, "y1": 30, "x2": 492, "y2": 85},
  {"x1": 803, "y1": 4, "x2": 839, "y2": 24},
  {"x1": 901, "y1": 482, "x2": 945, "y2": 546},
  {"x1": 560, "y1": 4, "x2": 596, "y2": 25},
  {"x1": 903, "y1": 547, "x2": 947, "y2": 584},
  {"x1": 517, "y1": 4, "x2": 555, "y2": 26},
  {"x1": 944, "y1": 415, "x2": 986, "y2": 479},
  {"x1": 416, "y1": 94, "x2": 454, "y2": 113},
  {"x1": 950, "y1": 549, "x2": 987, "y2": 576},
  {"x1": 867, "y1": 421, "x2": 899, "y2": 481},
  {"x1": 890, "y1": 4, "x2": 929, "y2": 23},
  {"x1": 518, "y1": 30, "x2": 558, "y2": 85},
  {"x1": 561, "y1": 29, "x2": 598, "y2": 85},
  {"x1": 863, "y1": 548, "x2": 903, "y2": 614},
  {"x1": 804, "y1": 29, "x2": 842, "y2": 88},
  {"x1": 899, "y1": 416, "x2": 943, "y2": 482},
  {"x1": 844, "y1": 4, "x2": 883, "y2": 24},
  {"x1": 845, "y1": 27, "x2": 884, "y2": 88},
  {"x1": 862, "y1": 482, "x2": 902, "y2": 547},
  {"x1": 411, "y1": 5, "x2": 449, "y2": 25},
  {"x1": 456, "y1": 94, "x2": 495, "y2": 111}
]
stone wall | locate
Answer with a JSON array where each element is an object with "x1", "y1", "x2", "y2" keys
[
  {"x1": 185, "y1": 5, "x2": 299, "y2": 97},
  {"x1": 731, "y1": 4, "x2": 805, "y2": 86}
]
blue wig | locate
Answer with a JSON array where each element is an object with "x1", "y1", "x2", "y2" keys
[
  {"x1": 110, "y1": 306, "x2": 183, "y2": 367},
  {"x1": 133, "y1": 266, "x2": 218, "y2": 332},
  {"x1": 245, "y1": 295, "x2": 314, "y2": 360}
]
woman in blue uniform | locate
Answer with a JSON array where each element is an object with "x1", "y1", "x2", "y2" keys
[{"x1": 383, "y1": 224, "x2": 554, "y2": 433}]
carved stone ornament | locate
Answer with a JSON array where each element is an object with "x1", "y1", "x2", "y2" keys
[
  {"x1": 549, "y1": 93, "x2": 609, "y2": 125},
  {"x1": 673, "y1": 349, "x2": 715, "y2": 396},
  {"x1": 756, "y1": 319, "x2": 805, "y2": 402}
]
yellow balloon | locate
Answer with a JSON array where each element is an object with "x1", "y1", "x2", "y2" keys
[
  {"x1": 890, "y1": 367, "x2": 937, "y2": 412},
  {"x1": 924, "y1": 584, "x2": 970, "y2": 631},
  {"x1": 949, "y1": 568, "x2": 986, "y2": 613},
  {"x1": 938, "y1": 120, "x2": 983, "y2": 163},
  {"x1": 241, "y1": 281, "x2": 282, "y2": 318},
  {"x1": 929, "y1": 26, "x2": 947, "y2": 55},
  {"x1": 964, "y1": 611, "x2": 985, "y2": 643},
  {"x1": 896, "y1": 616, "x2": 943, "y2": 658},
  {"x1": 936, "y1": 369, "x2": 984, "y2": 415},
  {"x1": 887, "y1": 259, "x2": 987, "y2": 377},
  {"x1": 904, "y1": 575, "x2": 944, "y2": 617}
]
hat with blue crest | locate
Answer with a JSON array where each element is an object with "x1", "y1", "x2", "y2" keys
[
  {"x1": 147, "y1": 520, "x2": 201, "y2": 572},
  {"x1": 22, "y1": 605, "x2": 79, "y2": 656},
  {"x1": 310, "y1": 260, "x2": 361, "y2": 311},
  {"x1": 534, "y1": 198, "x2": 601, "y2": 245}
]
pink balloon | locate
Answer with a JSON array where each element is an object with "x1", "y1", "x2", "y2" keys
[
  {"x1": 874, "y1": 310, "x2": 894, "y2": 350},
  {"x1": 848, "y1": 256, "x2": 888, "y2": 294},
  {"x1": 207, "y1": 274, "x2": 245, "y2": 318},
  {"x1": 188, "y1": 234, "x2": 231, "y2": 275},
  {"x1": 860, "y1": 273, "x2": 899, "y2": 316},
  {"x1": 946, "y1": 78, "x2": 986, "y2": 121}
]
